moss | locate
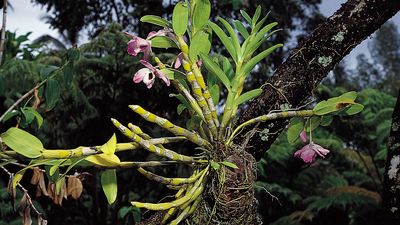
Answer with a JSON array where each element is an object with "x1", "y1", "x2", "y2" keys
[
  {"x1": 332, "y1": 31, "x2": 346, "y2": 42},
  {"x1": 318, "y1": 56, "x2": 333, "y2": 67}
]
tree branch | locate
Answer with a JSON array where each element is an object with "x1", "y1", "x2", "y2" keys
[{"x1": 237, "y1": 0, "x2": 400, "y2": 160}]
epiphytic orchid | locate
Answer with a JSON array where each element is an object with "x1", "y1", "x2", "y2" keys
[
  {"x1": 126, "y1": 30, "x2": 168, "y2": 61},
  {"x1": 133, "y1": 60, "x2": 170, "y2": 89},
  {"x1": 294, "y1": 131, "x2": 330, "y2": 163}
]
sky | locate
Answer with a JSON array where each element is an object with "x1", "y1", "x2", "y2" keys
[{"x1": 5, "y1": 0, "x2": 400, "y2": 68}]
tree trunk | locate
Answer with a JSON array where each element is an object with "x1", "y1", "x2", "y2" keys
[
  {"x1": 382, "y1": 89, "x2": 400, "y2": 221},
  {"x1": 237, "y1": 0, "x2": 400, "y2": 160}
]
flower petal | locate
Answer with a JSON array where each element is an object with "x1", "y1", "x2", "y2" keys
[{"x1": 133, "y1": 68, "x2": 150, "y2": 83}]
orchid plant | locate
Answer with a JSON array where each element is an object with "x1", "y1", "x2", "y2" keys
[{"x1": 0, "y1": 0, "x2": 364, "y2": 224}]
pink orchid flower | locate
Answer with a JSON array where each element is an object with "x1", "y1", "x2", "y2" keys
[
  {"x1": 126, "y1": 30, "x2": 168, "y2": 61},
  {"x1": 174, "y1": 52, "x2": 184, "y2": 69},
  {"x1": 294, "y1": 131, "x2": 330, "y2": 163},
  {"x1": 133, "y1": 60, "x2": 170, "y2": 89}
]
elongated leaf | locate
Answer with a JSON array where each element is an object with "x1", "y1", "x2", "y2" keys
[
  {"x1": 100, "y1": 134, "x2": 117, "y2": 155},
  {"x1": 253, "y1": 22, "x2": 278, "y2": 43},
  {"x1": 209, "y1": 84, "x2": 220, "y2": 105},
  {"x1": 233, "y1": 20, "x2": 249, "y2": 39},
  {"x1": 252, "y1": 6, "x2": 262, "y2": 25},
  {"x1": 236, "y1": 88, "x2": 262, "y2": 106},
  {"x1": 218, "y1": 17, "x2": 240, "y2": 56},
  {"x1": 240, "y1": 10, "x2": 252, "y2": 25},
  {"x1": 287, "y1": 117, "x2": 304, "y2": 143},
  {"x1": 13, "y1": 169, "x2": 26, "y2": 188},
  {"x1": 1, "y1": 127, "x2": 43, "y2": 158},
  {"x1": 200, "y1": 53, "x2": 230, "y2": 90},
  {"x1": 208, "y1": 21, "x2": 237, "y2": 62},
  {"x1": 192, "y1": 0, "x2": 211, "y2": 30},
  {"x1": 241, "y1": 44, "x2": 282, "y2": 76},
  {"x1": 221, "y1": 161, "x2": 239, "y2": 169},
  {"x1": 85, "y1": 154, "x2": 121, "y2": 167},
  {"x1": 45, "y1": 78, "x2": 60, "y2": 110},
  {"x1": 222, "y1": 57, "x2": 235, "y2": 81},
  {"x1": 177, "y1": 104, "x2": 187, "y2": 115},
  {"x1": 150, "y1": 36, "x2": 178, "y2": 48},
  {"x1": 189, "y1": 29, "x2": 211, "y2": 61},
  {"x1": 210, "y1": 161, "x2": 220, "y2": 170},
  {"x1": 140, "y1": 15, "x2": 171, "y2": 28},
  {"x1": 253, "y1": 13, "x2": 269, "y2": 33},
  {"x1": 1, "y1": 110, "x2": 19, "y2": 122},
  {"x1": 101, "y1": 169, "x2": 118, "y2": 204},
  {"x1": 172, "y1": 2, "x2": 189, "y2": 36},
  {"x1": 244, "y1": 29, "x2": 280, "y2": 56}
]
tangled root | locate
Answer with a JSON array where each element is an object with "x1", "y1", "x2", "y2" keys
[{"x1": 189, "y1": 144, "x2": 262, "y2": 225}]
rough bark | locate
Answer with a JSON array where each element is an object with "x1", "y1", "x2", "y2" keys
[
  {"x1": 237, "y1": 0, "x2": 400, "y2": 160},
  {"x1": 382, "y1": 89, "x2": 400, "y2": 220}
]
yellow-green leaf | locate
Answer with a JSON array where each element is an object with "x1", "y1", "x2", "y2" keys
[
  {"x1": 172, "y1": 2, "x2": 189, "y2": 36},
  {"x1": 236, "y1": 88, "x2": 262, "y2": 106},
  {"x1": 221, "y1": 161, "x2": 238, "y2": 169},
  {"x1": 85, "y1": 154, "x2": 120, "y2": 167},
  {"x1": 287, "y1": 117, "x2": 304, "y2": 143},
  {"x1": 101, "y1": 169, "x2": 118, "y2": 204},
  {"x1": 140, "y1": 15, "x2": 171, "y2": 28},
  {"x1": 1, "y1": 127, "x2": 43, "y2": 158},
  {"x1": 192, "y1": 0, "x2": 211, "y2": 30},
  {"x1": 100, "y1": 134, "x2": 117, "y2": 155}
]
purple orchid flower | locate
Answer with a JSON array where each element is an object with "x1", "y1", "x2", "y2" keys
[
  {"x1": 133, "y1": 60, "x2": 170, "y2": 89},
  {"x1": 126, "y1": 30, "x2": 168, "y2": 61},
  {"x1": 294, "y1": 131, "x2": 330, "y2": 163}
]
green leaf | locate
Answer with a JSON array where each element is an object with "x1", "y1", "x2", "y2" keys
[
  {"x1": 101, "y1": 169, "x2": 118, "y2": 205},
  {"x1": 320, "y1": 115, "x2": 333, "y2": 126},
  {"x1": 200, "y1": 53, "x2": 231, "y2": 90},
  {"x1": 240, "y1": 10, "x2": 252, "y2": 25},
  {"x1": 210, "y1": 161, "x2": 220, "y2": 170},
  {"x1": 149, "y1": 36, "x2": 178, "y2": 49},
  {"x1": 233, "y1": 20, "x2": 249, "y2": 39},
  {"x1": 236, "y1": 88, "x2": 262, "y2": 106},
  {"x1": 341, "y1": 91, "x2": 357, "y2": 101},
  {"x1": 21, "y1": 107, "x2": 43, "y2": 127},
  {"x1": 221, "y1": 161, "x2": 239, "y2": 169},
  {"x1": 13, "y1": 169, "x2": 26, "y2": 188},
  {"x1": 253, "y1": 22, "x2": 279, "y2": 44},
  {"x1": 253, "y1": 13, "x2": 269, "y2": 33},
  {"x1": 240, "y1": 43, "x2": 282, "y2": 76},
  {"x1": 208, "y1": 21, "x2": 237, "y2": 62},
  {"x1": 66, "y1": 47, "x2": 80, "y2": 61},
  {"x1": 100, "y1": 134, "x2": 117, "y2": 155},
  {"x1": 313, "y1": 92, "x2": 358, "y2": 115},
  {"x1": 85, "y1": 153, "x2": 121, "y2": 167},
  {"x1": 1, "y1": 110, "x2": 19, "y2": 122},
  {"x1": 177, "y1": 104, "x2": 187, "y2": 115},
  {"x1": 172, "y1": 2, "x2": 189, "y2": 36},
  {"x1": 140, "y1": 15, "x2": 171, "y2": 28},
  {"x1": 222, "y1": 57, "x2": 235, "y2": 81},
  {"x1": 305, "y1": 117, "x2": 321, "y2": 132},
  {"x1": 45, "y1": 164, "x2": 60, "y2": 182},
  {"x1": 169, "y1": 93, "x2": 193, "y2": 113},
  {"x1": 189, "y1": 29, "x2": 212, "y2": 61},
  {"x1": 343, "y1": 103, "x2": 364, "y2": 115},
  {"x1": 209, "y1": 84, "x2": 220, "y2": 105},
  {"x1": 217, "y1": 17, "x2": 240, "y2": 57},
  {"x1": 287, "y1": 117, "x2": 304, "y2": 143},
  {"x1": 192, "y1": 0, "x2": 211, "y2": 30},
  {"x1": 40, "y1": 65, "x2": 59, "y2": 80},
  {"x1": 1, "y1": 127, "x2": 43, "y2": 158},
  {"x1": 45, "y1": 78, "x2": 60, "y2": 110},
  {"x1": 252, "y1": 6, "x2": 262, "y2": 26},
  {"x1": 63, "y1": 63, "x2": 74, "y2": 86}
]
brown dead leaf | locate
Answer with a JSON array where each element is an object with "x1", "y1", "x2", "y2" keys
[
  {"x1": 30, "y1": 168, "x2": 42, "y2": 185},
  {"x1": 67, "y1": 176, "x2": 83, "y2": 200},
  {"x1": 7, "y1": 174, "x2": 16, "y2": 209},
  {"x1": 18, "y1": 191, "x2": 32, "y2": 225}
]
